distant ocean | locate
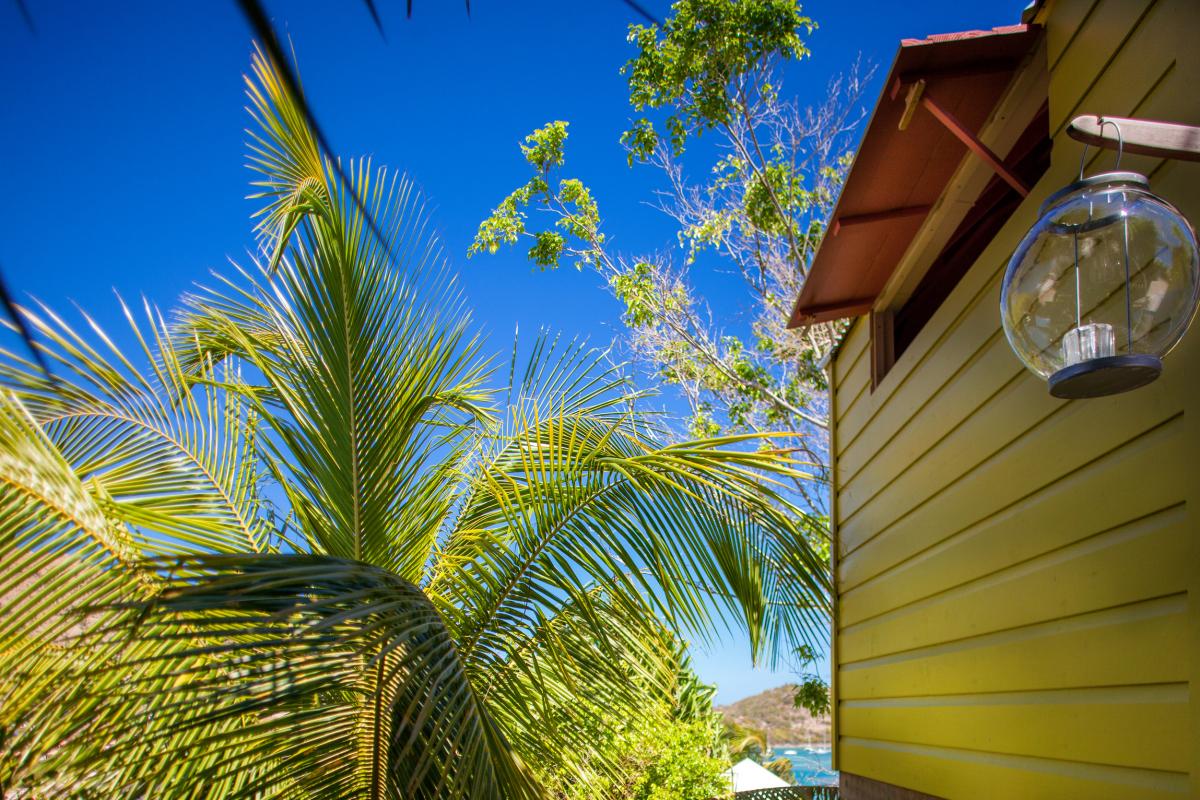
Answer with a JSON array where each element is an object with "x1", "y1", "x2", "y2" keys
[{"x1": 777, "y1": 745, "x2": 837, "y2": 786}]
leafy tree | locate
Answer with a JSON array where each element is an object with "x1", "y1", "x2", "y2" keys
[
  {"x1": 0, "y1": 46, "x2": 830, "y2": 799},
  {"x1": 764, "y1": 755, "x2": 799, "y2": 784},
  {"x1": 793, "y1": 644, "x2": 832, "y2": 718},
  {"x1": 627, "y1": 715, "x2": 731, "y2": 800},
  {"x1": 473, "y1": 0, "x2": 871, "y2": 715},
  {"x1": 550, "y1": 646, "x2": 732, "y2": 800},
  {"x1": 627, "y1": 647, "x2": 733, "y2": 800},
  {"x1": 554, "y1": 709, "x2": 732, "y2": 800}
]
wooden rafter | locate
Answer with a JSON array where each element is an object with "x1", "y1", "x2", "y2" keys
[
  {"x1": 917, "y1": 92, "x2": 1031, "y2": 197},
  {"x1": 832, "y1": 205, "x2": 933, "y2": 236}
]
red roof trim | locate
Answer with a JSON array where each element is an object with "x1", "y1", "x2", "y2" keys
[{"x1": 788, "y1": 24, "x2": 1042, "y2": 328}]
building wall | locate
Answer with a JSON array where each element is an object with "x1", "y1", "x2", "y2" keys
[{"x1": 830, "y1": 0, "x2": 1200, "y2": 797}]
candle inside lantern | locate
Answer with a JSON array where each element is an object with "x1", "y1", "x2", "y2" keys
[{"x1": 1062, "y1": 322, "x2": 1116, "y2": 366}]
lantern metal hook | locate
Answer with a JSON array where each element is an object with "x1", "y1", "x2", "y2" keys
[{"x1": 1078, "y1": 116, "x2": 1124, "y2": 180}]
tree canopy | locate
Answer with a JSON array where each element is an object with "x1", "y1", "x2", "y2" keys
[{"x1": 0, "y1": 41, "x2": 829, "y2": 799}]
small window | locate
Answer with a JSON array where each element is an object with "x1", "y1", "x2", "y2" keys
[{"x1": 872, "y1": 102, "x2": 1050, "y2": 390}]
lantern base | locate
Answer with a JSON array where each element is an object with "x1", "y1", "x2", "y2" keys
[{"x1": 1048, "y1": 354, "x2": 1162, "y2": 399}]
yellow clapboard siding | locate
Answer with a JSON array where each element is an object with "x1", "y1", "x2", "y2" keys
[
  {"x1": 1050, "y1": 0, "x2": 1176, "y2": 139},
  {"x1": 834, "y1": 316, "x2": 868, "y2": 392},
  {"x1": 838, "y1": 169, "x2": 1195, "y2": 573},
  {"x1": 1046, "y1": 0, "x2": 1156, "y2": 132},
  {"x1": 838, "y1": 365, "x2": 1179, "y2": 562},
  {"x1": 832, "y1": 318, "x2": 868, "y2": 404},
  {"x1": 839, "y1": 154, "x2": 1197, "y2": 560},
  {"x1": 839, "y1": 504, "x2": 1188, "y2": 662},
  {"x1": 833, "y1": 349, "x2": 869, "y2": 425},
  {"x1": 836, "y1": 311, "x2": 1010, "y2": 488},
  {"x1": 838, "y1": 160, "x2": 1196, "y2": 572},
  {"x1": 841, "y1": 684, "x2": 1190, "y2": 773},
  {"x1": 838, "y1": 382, "x2": 1184, "y2": 585},
  {"x1": 839, "y1": 419, "x2": 1188, "y2": 624},
  {"x1": 838, "y1": 738, "x2": 1190, "y2": 800},
  {"x1": 839, "y1": 594, "x2": 1189, "y2": 699},
  {"x1": 838, "y1": 325, "x2": 1019, "y2": 514},
  {"x1": 1045, "y1": 0, "x2": 1100, "y2": 71},
  {"x1": 829, "y1": 0, "x2": 1200, "y2": 794}
]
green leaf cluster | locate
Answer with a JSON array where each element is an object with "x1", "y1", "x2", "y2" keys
[
  {"x1": 792, "y1": 644, "x2": 831, "y2": 718},
  {"x1": 621, "y1": 0, "x2": 814, "y2": 160},
  {"x1": 473, "y1": 3, "x2": 855, "y2": 456},
  {"x1": 469, "y1": 122, "x2": 603, "y2": 271},
  {"x1": 547, "y1": 646, "x2": 732, "y2": 800}
]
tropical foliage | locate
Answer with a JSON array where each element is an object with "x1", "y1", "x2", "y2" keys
[
  {"x1": 550, "y1": 646, "x2": 731, "y2": 800},
  {"x1": 473, "y1": 0, "x2": 868, "y2": 715},
  {"x1": 0, "y1": 45, "x2": 828, "y2": 799},
  {"x1": 723, "y1": 720, "x2": 795, "y2": 785},
  {"x1": 472, "y1": 0, "x2": 869, "y2": 517}
]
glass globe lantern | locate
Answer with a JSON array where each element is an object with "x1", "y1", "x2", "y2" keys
[{"x1": 1002, "y1": 171, "x2": 1200, "y2": 398}]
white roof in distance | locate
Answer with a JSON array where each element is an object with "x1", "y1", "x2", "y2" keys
[{"x1": 727, "y1": 758, "x2": 791, "y2": 791}]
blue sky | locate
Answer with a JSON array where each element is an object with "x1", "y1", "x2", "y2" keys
[{"x1": 2, "y1": 0, "x2": 1022, "y2": 703}]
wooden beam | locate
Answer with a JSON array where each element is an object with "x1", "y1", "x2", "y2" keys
[
  {"x1": 898, "y1": 80, "x2": 926, "y2": 132},
  {"x1": 1067, "y1": 115, "x2": 1200, "y2": 163},
  {"x1": 920, "y1": 93, "x2": 1031, "y2": 196},
  {"x1": 789, "y1": 298, "x2": 876, "y2": 326},
  {"x1": 833, "y1": 205, "x2": 933, "y2": 236}
]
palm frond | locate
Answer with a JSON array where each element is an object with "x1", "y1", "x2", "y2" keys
[
  {"x1": 478, "y1": 584, "x2": 684, "y2": 788},
  {"x1": 0, "y1": 389, "x2": 144, "y2": 792},
  {"x1": 435, "y1": 341, "x2": 829, "y2": 679},
  {"x1": 0, "y1": 297, "x2": 269, "y2": 556},
  {"x1": 1, "y1": 38, "x2": 832, "y2": 799},
  {"x1": 179, "y1": 49, "x2": 493, "y2": 580},
  {"x1": 78, "y1": 554, "x2": 543, "y2": 800}
]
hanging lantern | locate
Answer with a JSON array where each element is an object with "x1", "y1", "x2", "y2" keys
[{"x1": 1002, "y1": 124, "x2": 1200, "y2": 399}]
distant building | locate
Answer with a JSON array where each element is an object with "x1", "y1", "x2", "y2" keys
[{"x1": 727, "y1": 758, "x2": 791, "y2": 792}]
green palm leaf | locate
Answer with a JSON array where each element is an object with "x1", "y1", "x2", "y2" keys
[
  {"x1": 70, "y1": 555, "x2": 541, "y2": 800},
  {"x1": 0, "y1": 44, "x2": 830, "y2": 800},
  {"x1": 0, "y1": 389, "x2": 141, "y2": 793},
  {"x1": 0, "y1": 298, "x2": 268, "y2": 556},
  {"x1": 437, "y1": 338, "x2": 827, "y2": 671},
  {"x1": 180, "y1": 49, "x2": 493, "y2": 577}
]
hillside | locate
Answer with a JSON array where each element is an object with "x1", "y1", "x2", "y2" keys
[{"x1": 717, "y1": 684, "x2": 832, "y2": 746}]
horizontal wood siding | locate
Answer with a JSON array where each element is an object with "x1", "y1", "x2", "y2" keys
[{"x1": 831, "y1": 0, "x2": 1200, "y2": 796}]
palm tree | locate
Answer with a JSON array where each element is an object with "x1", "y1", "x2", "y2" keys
[{"x1": 0, "y1": 48, "x2": 828, "y2": 799}]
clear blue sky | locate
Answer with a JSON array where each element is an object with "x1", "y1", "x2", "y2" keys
[{"x1": 2, "y1": 0, "x2": 1022, "y2": 703}]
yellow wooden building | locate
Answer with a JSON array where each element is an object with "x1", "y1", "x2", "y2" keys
[{"x1": 789, "y1": 0, "x2": 1200, "y2": 797}]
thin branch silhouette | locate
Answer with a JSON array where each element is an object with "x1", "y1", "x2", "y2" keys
[
  {"x1": 0, "y1": 263, "x2": 53, "y2": 380},
  {"x1": 622, "y1": 0, "x2": 661, "y2": 25}
]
